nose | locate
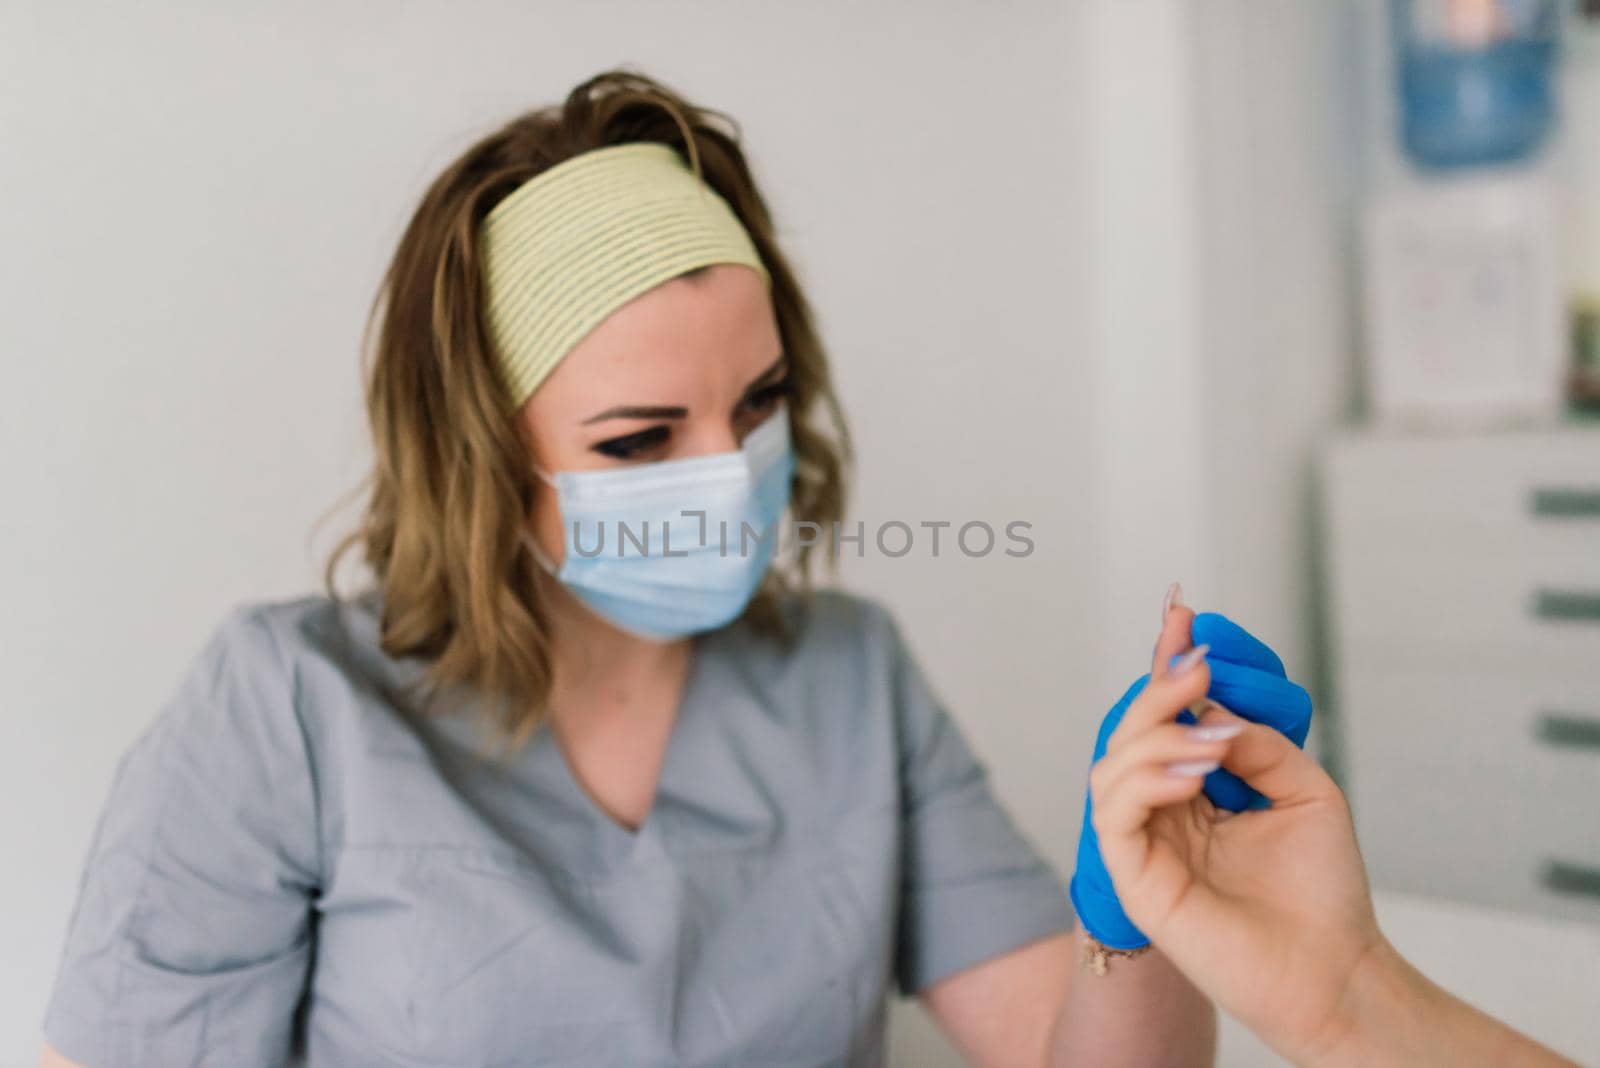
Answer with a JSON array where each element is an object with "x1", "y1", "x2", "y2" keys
[{"x1": 679, "y1": 421, "x2": 742, "y2": 459}]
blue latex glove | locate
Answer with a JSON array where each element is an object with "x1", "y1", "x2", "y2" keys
[{"x1": 1068, "y1": 612, "x2": 1314, "y2": 949}]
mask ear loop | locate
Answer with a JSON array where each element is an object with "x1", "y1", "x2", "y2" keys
[
  {"x1": 523, "y1": 465, "x2": 562, "y2": 576},
  {"x1": 520, "y1": 528, "x2": 561, "y2": 576}
]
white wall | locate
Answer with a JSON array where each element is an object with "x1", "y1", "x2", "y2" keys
[
  {"x1": 1085, "y1": 0, "x2": 1357, "y2": 760},
  {"x1": 1190, "y1": 1, "x2": 1360, "y2": 778},
  {"x1": 0, "y1": 2, "x2": 1353, "y2": 1066}
]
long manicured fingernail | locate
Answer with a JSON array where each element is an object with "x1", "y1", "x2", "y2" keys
[
  {"x1": 1162, "y1": 581, "x2": 1184, "y2": 620},
  {"x1": 1168, "y1": 643, "x2": 1210, "y2": 676},
  {"x1": 1186, "y1": 721, "x2": 1243, "y2": 742},
  {"x1": 1166, "y1": 759, "x2": 1220, "y2": 777}
]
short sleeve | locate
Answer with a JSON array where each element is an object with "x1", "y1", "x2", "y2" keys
[
  {"x1": 42, "y1": 604, "x2": 322, "y2": 1068},
  {"x1": 881, "y1": 606, "x2": 1074, "y2": 997}
]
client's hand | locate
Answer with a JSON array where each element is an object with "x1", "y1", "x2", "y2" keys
[
  {"x1": 1087, "y1": 656, "x2": 1381, "y2": 1064},
  {"x1": 1070, "y1": 590, "x2": 1313, "y2": 951},
  {"x1": 1090, "y1": 666, "x2": 1584, "y2": 1067}
]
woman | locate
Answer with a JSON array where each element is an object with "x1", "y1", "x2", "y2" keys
[
  {"x1": 36, "y1": 69, "x2": 1570, "y2": 1068},
  {"x1": 41, "y1": 68, "x2": 1117, "y2": 1067}
]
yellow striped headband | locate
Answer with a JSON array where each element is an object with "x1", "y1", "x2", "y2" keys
[{"x1": 480, "y1": 141, "x2": 772, "y2": 410}]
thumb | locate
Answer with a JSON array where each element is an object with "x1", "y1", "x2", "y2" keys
[{"x1": 1201, "y1": 702, "x2": 1338, "y2": 808}]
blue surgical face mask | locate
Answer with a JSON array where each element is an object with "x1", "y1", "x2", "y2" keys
[{"x1": 522, "y1": 408, "x2": 795, "y2": 641}]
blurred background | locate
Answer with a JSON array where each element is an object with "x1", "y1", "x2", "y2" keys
[{"x1": 2, "y1": 1, "x2": 1597, "y2": 1065}]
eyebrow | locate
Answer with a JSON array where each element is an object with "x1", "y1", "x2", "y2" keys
[
  {"x1": 580, "y1": 353, "x2": 788, "y2": 425},
  {"x1": 581, "y1": 404, "x2": 687, "y2": 425}
]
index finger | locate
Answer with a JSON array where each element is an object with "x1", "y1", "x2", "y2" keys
[
  {"x1": 1105, "y1": 647, "x2": 1211, "y2": 755},
  {"x1": 1152, "y1": 582, "x2": 1196, "y2": 679}
]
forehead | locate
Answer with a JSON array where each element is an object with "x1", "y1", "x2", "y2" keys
[{"x1": 523, "y1": 264, "x2": 777, "y2": 415}]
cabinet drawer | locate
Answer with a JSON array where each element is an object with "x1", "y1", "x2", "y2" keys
[
  {"x1": 1331, "y1": 524, "x2": 1600, "y2": 674},
  {"x1": 1323, "y1": 429, "x2": 1600, "y2": 529},
  {"x1": 1325, "y1": 433, "x2": 1600, "y2": 674},
  {"x1": 1339, "y1": 666, "x2": 1600, "y2": 924}
]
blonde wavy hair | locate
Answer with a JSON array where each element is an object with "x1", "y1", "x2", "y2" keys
[{"x1": 322, "y1": 68, "x2": 852, "y2": 755}]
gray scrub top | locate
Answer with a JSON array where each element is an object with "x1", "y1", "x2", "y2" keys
[{"x1": 43, "y1": 587, "x2": 1074, "y2": 1067}]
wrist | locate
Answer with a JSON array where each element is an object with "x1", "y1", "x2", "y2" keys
[
  {"x1": 1078, "y1": 928, "x2": 1154, "y2": 977},
  {"x1": 1303, "y1": 935, "x2": 1431, "y2": 1068}
]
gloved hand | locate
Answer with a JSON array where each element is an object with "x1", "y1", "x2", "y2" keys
[{"x1": 1068, "y1": 605, "x2": 1314, "y2": 950}]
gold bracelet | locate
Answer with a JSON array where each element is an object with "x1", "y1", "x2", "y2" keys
[{"x1": 1081, "y1": 934, "x2": 1153, "y2": 976}]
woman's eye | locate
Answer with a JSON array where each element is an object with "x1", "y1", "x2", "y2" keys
[
  {"x1": 592, "y1": 425, "x2": 670, "y2": 460},
  {"x1": 741, "y1": 377, "x2": 792, "y2": 413}
]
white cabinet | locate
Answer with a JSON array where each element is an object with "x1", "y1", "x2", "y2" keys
[{"x1": 1321, "y1": 427, "x2": 1600, "y2": 924}]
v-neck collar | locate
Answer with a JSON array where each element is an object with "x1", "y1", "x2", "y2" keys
[{"x1": 530, "y1": 628, "x2": 715, "y2": 870}]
